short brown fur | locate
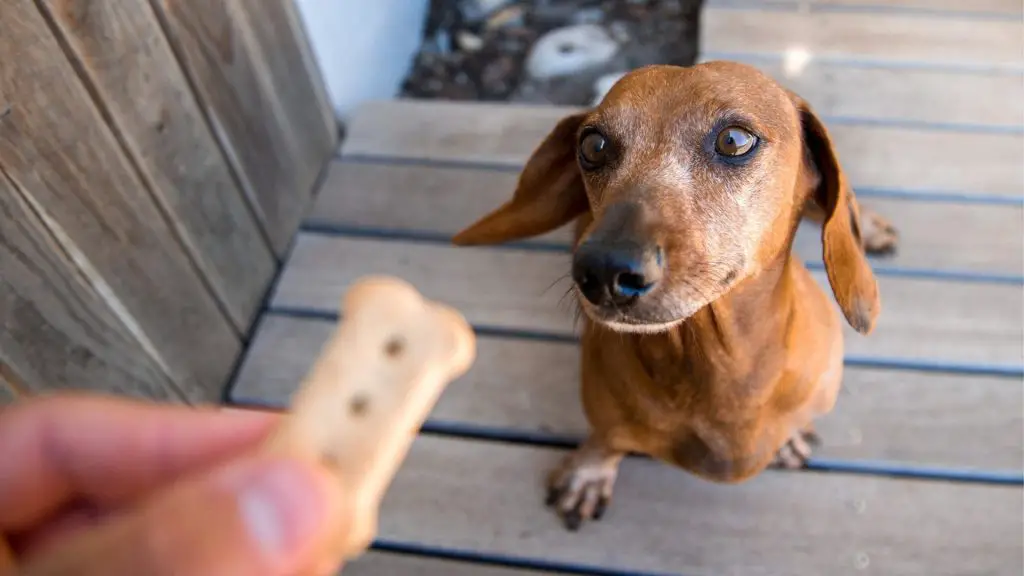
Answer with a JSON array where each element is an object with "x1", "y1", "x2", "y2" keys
[{"x1": 453, "y1": 62, "x2": 895, "y2": 530}]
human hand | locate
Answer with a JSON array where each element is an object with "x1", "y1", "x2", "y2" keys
[{"x1": 0, "y1": 392, "x2": 350, "y2": 576}]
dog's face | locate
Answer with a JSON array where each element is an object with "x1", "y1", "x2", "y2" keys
[
  {"x1": 565, "y1": 63, "x2": 806, "y2": 331},
  {"x1": 454, "y1": 61, "x2": 878, "y2": 335}
]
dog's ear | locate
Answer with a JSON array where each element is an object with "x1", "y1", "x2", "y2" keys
[
  {"x1": 452, "y1": 113, "x2": 589, "y2": 245},
  {"x1": 794, "y1": 96, "x2": 880, "y2": 334}
]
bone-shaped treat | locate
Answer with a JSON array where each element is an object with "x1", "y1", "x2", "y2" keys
[{"x1": 260, "y1": 275, "x2": 476, "y2": 568}]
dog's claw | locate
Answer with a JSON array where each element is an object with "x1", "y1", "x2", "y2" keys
[
  {"x1": 771, "y1": 427, "x2": 818, "y2": 469},
  {"x1": 564, "y1": 509, "x2": 582, "y2": 531},
  {"x1": 545, "y1": 441, "x2": 623, "y2": 531},
  {"x1": 802, "y1": 428, "x2": 822, "y2": 447},
  {"x1": 592, "y1": 496, "x2": 609, "y2": 520},
  {"x1": 860, "y1": 209, "x2": 899, "y2": 256},
  {"x1": 544, "y1": 486, "x2": 560, "y2": 507}
]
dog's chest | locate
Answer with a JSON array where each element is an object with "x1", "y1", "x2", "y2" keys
[{"x1": 596, "y1": 339, "x2": 787, "y2": 477}]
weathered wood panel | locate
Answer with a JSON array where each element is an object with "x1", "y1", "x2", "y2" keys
[
  {"x1": 38, "y1": 0, "x2": 277, "y2": 330},
  {"x1": 233, "y1": 0, "x2": 336, "y2": 168},
  {"x1": 0, "y1": 0, "x2": 239, "y2": 401},
  {"x1": 345, "y1": 552, "x2": 563, "y2": 575},
  {"x1": 702, "y1": 7, "x2": 1024, "y2": 67},
  {"x1": 694, "y1": 56, "x2": 1024, "y2": 129},
  {"x1": 149, "y1": 0, "x2": 336, "y2": 253},
  {"x1": 0, "y1": 369, "x2": 18, "y2": 405},
  {"x1": 0, "y1": 168, "x2": 180, "y2": 400},
  {"x1": 271, "y1": 235, "x2": 1024, "y2": 366},
  {"x1": 377, "y1": 436, "x2": 1023, "y2": 575},
  {"x1": 342, "y1": 101, "x2": 1024, "y2": 198},
  {"x1": 310, "y1": 160, "x2": 1024, "y2": 275},
  {"x1": 233, "y1": 314, "x2": 1024, "y2": 472}
]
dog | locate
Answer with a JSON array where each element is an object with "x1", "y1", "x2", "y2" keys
[{"x1": 452, "y1": 61, "x2": 898, "y2": 530}]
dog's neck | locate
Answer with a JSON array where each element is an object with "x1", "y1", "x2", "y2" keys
[
  {"x1": 596, "y1": 249, "x2": 799, "y2": 389},
  {"x1": 687, "y1": 251, "x2": 797, "y2": 360}
]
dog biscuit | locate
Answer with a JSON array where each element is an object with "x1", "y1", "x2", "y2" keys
[{"x1": 260, "y1": 275, "x2": 476, "y2": 567}]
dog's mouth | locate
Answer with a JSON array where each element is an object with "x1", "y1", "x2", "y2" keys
[{"x1": 572, "y1": 285, "x2": 694, "y2": 334}]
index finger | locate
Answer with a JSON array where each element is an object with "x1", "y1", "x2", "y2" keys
[{"x1": 0, "y1": 393, "x2": 279, "y2": 532}]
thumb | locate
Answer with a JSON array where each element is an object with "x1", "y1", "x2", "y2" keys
[{"x1": 17, "y1": 456, "x2": 349, "y2": 576}]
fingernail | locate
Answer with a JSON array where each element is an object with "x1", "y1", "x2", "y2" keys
[{"x1": 229, "y1": 460, "x2": 330, "y2": 560}]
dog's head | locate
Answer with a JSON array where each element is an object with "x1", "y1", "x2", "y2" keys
[{"x1": 453, "y1": 61, "x2": 879, "y2": 335}]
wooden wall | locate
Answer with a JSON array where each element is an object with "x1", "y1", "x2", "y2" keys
[{"x1": 0, "y1": 0, "x2": 337, "y2": 404}]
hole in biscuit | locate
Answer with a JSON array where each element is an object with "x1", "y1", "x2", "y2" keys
[
  {"x1": 349, "y1": 394, "x2": 369, "y2": 416},
  {"x1": 384, "y1": 336, "x2": 405, "y2": 358}
]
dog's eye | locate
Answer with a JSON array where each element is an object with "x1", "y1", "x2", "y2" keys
[
  {"x1": 579, "y1": 130, "x2": 610, "y2": 169},
  {"x1": 715, "y1": 126, "x2": 757, "y2": 157}
]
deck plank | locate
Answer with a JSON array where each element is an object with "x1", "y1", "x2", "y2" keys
[
  {"x1": 702, "y1": 7, "x2": 1024, "y2": 68},
  {"x1": 341, "y1": 100, "x2": 1024, "y2": 198},
  {"x1": 372, "y1": 435, "x2": 1024, "y2": 575},
  {"x1": 233, "y1": 314, "x2": 1024, "y2": 472},
  {"x1": 344, "y1": 552, "x2": 565, "y2": 575},
  {"x1": 310, "y1": 160, "x2": 1024, "y2": 276},
  {"x1": 754, "y1": 0, "x2": 1024, "y2": 15},
  {"x1": 694, "y1": 57, "x2": 1024, "y2": 129},
  {"x1": 271, "y1": 235, "x2": 1024, "y2": 367}
]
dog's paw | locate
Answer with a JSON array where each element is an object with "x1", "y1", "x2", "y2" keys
[
  {"x1": 545, "y1": 444, "x2": 623, "y2": 531},
  {"x1": 770, "y1": 427, "x2": 820, "y2": 469},
  {"x1": 860, "y1": 208, "x2": 898, "y2": 256}
]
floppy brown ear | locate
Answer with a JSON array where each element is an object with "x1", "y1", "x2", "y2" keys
[
  {"x1": 452, "y1": 113, "x2": 589, "y2": 246},
  {"x1": 796, "y1": 97, "x2": 880, "y2": 334}
]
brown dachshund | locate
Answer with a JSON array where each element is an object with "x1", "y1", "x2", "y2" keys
[{"x1": 452, "y1": 61, "x2": 898, "y2": 530}]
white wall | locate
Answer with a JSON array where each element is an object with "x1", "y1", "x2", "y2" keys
[{"x1": 293, "y1": 0, "x2": 429, "y2": 121}]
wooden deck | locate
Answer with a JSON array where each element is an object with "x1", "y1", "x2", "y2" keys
[{"x1": 228, "y1": 2, "x2": 1023, "y2": 574}]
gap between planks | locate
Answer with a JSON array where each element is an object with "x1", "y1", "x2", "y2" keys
[
  {"x1": 269, "y1": 234, "x2": 1024, "y2": 370},
  {"x1": 308, "y1": 433, "x2": 1024, "y2": 575},
  {"x1": 339, "y1": 101, "x2": 1024, "y2": 200},
  {"x1": 705, "y1": 0, "x2": 1024, "y2": 19},
  {"x1": 307, "y1": 159, "x2": 1024, "y2": 281},
  {"x1": 231, "y1": 313, "x2": 1024, "y2": 476},
  {"x1": 345, "y1": 549, "x2": 578, "y2": 576},
  {"x1": 691, "y1": 56, "x2": 1024, "y2": 132},
  {"x1": 701, "y1": 6, "x2": 1024, "y2": 72}
]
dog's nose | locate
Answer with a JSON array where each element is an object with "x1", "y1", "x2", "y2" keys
[{"x1": 572, "y1": 244, "x2": 663, "y2": 307}]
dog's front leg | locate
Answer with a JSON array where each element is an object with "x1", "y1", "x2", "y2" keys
[{"x1": 545, "y1": 435, "x2": 626, "y2": 531}]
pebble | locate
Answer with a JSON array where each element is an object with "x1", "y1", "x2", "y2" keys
[
  {"x1": 608, "y1": 21, "x2": 631, "y2": 43},
  {"x1": 486, "y1": 4, "x2": 526, "y2": 29},
  {"x1": 456, "y1": 30, "x2": 485, "y2": 52},
  {"x1": 572, "y1": 7, "x2": 605, "y2": 25},
  {"x1": 591, "y1": 70, "x2": 628, "y2": 105},
  {"x1": 524, "y1": 24, "x2": 619, "y2": 80},
  {"x1": 401, "y1": 0, "x2": 703, "y2": 106},
  {"x1": 433, "y1": 30, "x2": 452, "y2": 54},
  {"x1": 481, "y1": 55, "x2": 518, "y2": 96},
  {"x1": 461, "y1": 0, "x2": 512, "y2": 22}
]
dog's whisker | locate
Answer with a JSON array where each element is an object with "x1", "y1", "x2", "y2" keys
[{"x1": 542, "y1": 272, "x2": 573, "y2": 295}]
